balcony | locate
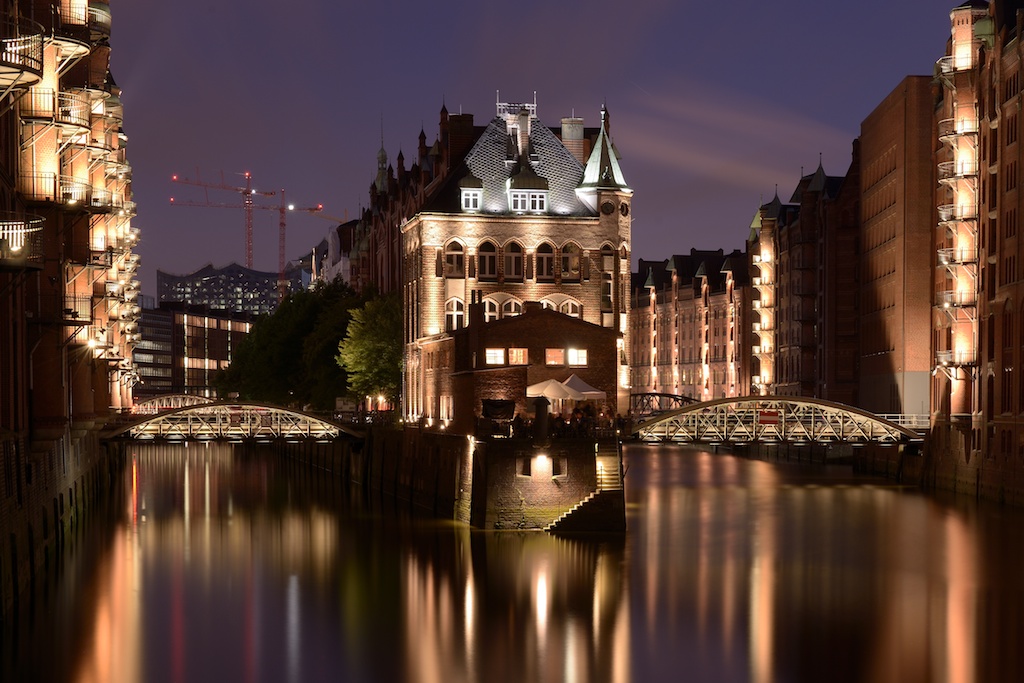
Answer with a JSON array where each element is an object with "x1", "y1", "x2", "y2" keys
[
  {"x1": 58, "y1": 176, "x2": 114, "y2": 212},
  {"x1": 938, "y1": 117, "x2": 979, "y2": 142},
  {"x1": 936, "y1": 289, "x2": 978, "y2": 308},
  {"x1": 936, "y1": 349, "x2": 977, "y2": 367},
  {"x1": 0, "y1": 212, "x2": 44, "y2": 270},
  {"x1": 20, "y1": 88, "x2": 91, "y2": 129},
  {"x1": 89, "y1": 1, "x2": 112, "y2": 41},
  {"x1": 937, "y1": 247, "x2": 977, "y2": 267},
  {"x1": 937, "y1": 203, "x2": 978, "y2": 223},
  {"x1": 0, "y1": 18, "x2": 43, "y2": 91},
  {"x1": 937, "y1": 160, "x2": 979, "y2": 183}
]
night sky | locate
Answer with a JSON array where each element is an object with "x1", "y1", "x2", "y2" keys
[{"x1": 111, "y1": 1, "x2": 952, "y2": 295}]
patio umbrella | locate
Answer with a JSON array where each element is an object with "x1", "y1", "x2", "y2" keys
[
  {"x1": 526, "y1": 378, "x2": 586, "y2": 400},
  {"x1": 561, "y1": 374, "x2": 607, "y2": 400}
]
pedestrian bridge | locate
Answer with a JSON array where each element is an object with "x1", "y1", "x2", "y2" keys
[
  {"x1": 104, "y1": 401, "x2": 362, "y2": 441},
  {"x1": 633, "y1": 396, "x2": 925, "y2": 444}
]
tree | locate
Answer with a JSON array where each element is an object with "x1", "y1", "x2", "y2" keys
[{"x1": 336, "y1": 291, "x2": 403, "y2": 405}]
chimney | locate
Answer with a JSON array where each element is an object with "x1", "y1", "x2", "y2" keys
[
  {"x1": 518, "y1": 108, "x2": 531, "y2": 156},
  {"x1": 561, "y1": 117, "x2": 585, "y2": 164}
]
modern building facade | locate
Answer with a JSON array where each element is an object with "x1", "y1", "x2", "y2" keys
[
  {"x1": 133, "y1": 299, "x2": 253, "y2": 400},
  {"x1": 398, "y1": 99, "x2": 633, "y2": 426},
  {"x1": 630, "y1": 249, "x2": 750, "y2": 402},
  {"x1": 157, "y1": 262, "x2": 306, "y2": 316}
]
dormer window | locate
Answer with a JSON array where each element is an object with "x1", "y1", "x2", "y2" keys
[
  {"x1": 529, "y1": 192, "x2": 546, "y2": 212},
  {"x1": 461, "y1": 189, "x2": 481, "y2": 212},
  {"x1": 510, "y1": 191, "x2": 529, "y2": 212}
]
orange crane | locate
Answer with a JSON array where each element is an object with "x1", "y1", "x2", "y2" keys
[{"x1": 170, "y1": 170, "x2": 272, "y2": 269}]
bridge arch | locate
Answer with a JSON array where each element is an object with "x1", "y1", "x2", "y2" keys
[
  {"x1": 105, "y1": 401, "x2": 362, "y2": 441},
  {"x1": 131, "y1": 394, "x2": 215, "y2": 414},
  {"x1": 633, "y1": 396, "x2": 924, "y2": 444}
]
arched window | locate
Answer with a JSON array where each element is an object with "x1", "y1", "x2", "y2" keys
[
  {"x1": 484, "y1": 298, "x2": 499, "y2": 322},
  {"x1": 537, "y1": 242, "x2": 555, "y2": 281},
  {"x1": 444, "y1": 241, "x2": 464, "y2": 278},
  {"x1": 445, "y1": 298, "x2": 465, "y2": 332},
  {"x1": 504, "y1": 241, "x2": 523, "y2": 281},
  {"x1": 540, "y1": 299, "x2": 557, "y2": 310},
  {"x1": 502, "y1": 299, "x2": 523, "y2": 317},
  {"x1": 560, "y1": 243, "x2": 581, "y2": 282},
  {"x1": 559, "y1": 299, "x2": 582, "y2": 318},
  {"x1": 478, "y1": 241, "x2": 497, "y2": 280}
]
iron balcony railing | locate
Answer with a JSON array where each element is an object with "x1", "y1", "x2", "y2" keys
[
  {"x1": 938, "y1": 160, "x2": 979, "y2": 181},
  {"x1": 88, "y1": 1, "x2": 111, "y2": 39},
  {"x1": 936, "y1": 349, "x2": 978, "y2": 366},
  {"x1": 938, "y1": 203, "x2": 978, "y2": 223},
  {"x1": 0, "y1": 212, "x2": 44, "y2": 269},
  {"x1": 936, "y1": 289, "x2": 978, "y2": 308},
  {"x1": 938, "y1": 117, "x2": 980, "y2": 140},
  {"x1": 937, "y1": 247, "x2": 977, "y2": 266},
  {"x1": 0, "y1": 17, "x2": 43, "y2": 81}
]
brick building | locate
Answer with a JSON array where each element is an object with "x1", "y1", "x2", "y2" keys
[
  {"x1": 399, "y1": 98, "x2": 633, "y2": 427},
  {"x1": 748, "y1": 162, "x2": 859, "y2": 403},
  {"x1": 630, "y1": 249, "x2": 750, "y2": 401}
]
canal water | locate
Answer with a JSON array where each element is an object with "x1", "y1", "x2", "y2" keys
[{"x1": 3, "y1": 441, "x2": 1024, "y2": 682}]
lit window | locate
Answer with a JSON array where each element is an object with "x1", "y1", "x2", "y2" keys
[
  {"x1": 568, "y1": 348, "x2": 588, "y2": 366},
  {"x1": 546, "y1": 348, "x2": 565, "y2": 365},
  {"x1": 462, "y1": 189, "x2": 481, "y2": 211},
  {"x1": 510, "y1": 191, "x2": 529, "y2": 212},
  {"x1": 485, "y1": 348, "x2": 505, "y2": 365},
  {"x1": 529, "y1": 192, "x2": 547, "y2": 212},
  {"x1": 509, "y1": 348, "x2": 528, "y2": 365},
  {"x1": 478, "y1": 241, "x2": 497, "y2": 280}
]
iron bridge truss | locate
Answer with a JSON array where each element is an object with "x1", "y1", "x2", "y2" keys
[
  {"x1": 106, "y1": 401, "x2": 360, "y2": 441},
  {"x1": 629, "y1": 392, "x2": 699, "y2": 420},
  {"x1": 634, "y1": 396, "x2": 924, "y2": 444}
]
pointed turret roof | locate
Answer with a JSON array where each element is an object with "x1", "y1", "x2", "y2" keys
[{"x1": 580, "y1": 105, "x2": 629, "y2": 191}]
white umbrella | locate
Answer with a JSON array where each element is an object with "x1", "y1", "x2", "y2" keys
[
  {"x1": 526, "y1": 378, "x2": 586, "y2": 400},
  {"x1": 561, "y1": 374, "x2": 607, "y2": 400}
]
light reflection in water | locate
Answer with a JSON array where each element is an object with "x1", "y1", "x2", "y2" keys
[{"x1": 5, "y1": 442, "x2": 1024, "y2": 683}]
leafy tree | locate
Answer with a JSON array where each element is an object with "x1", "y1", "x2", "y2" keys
[
  {"x1": 214, "y1": 278, "x2": 361, "y2": 410},
  {"x1": 336, "y1": 291, "x2": 403, "y2": 405}
]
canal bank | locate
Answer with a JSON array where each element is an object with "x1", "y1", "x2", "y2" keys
[{"x1": 0, "y1": 430, "x2": 126, "y2": 621}]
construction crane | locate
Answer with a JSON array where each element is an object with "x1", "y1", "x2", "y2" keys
[
  {"x1": 170, "y1": 170, "x2": 272, "y2": 269},
  {"x1": 171, "y1": 171, "x2": 321, "y2": 301}
]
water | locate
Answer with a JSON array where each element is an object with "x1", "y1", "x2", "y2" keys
[{"x1": 4, "y1": 441, "x2": 1024, "y2": 682}]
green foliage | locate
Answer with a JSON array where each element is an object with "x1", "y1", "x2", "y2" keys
[
  {"x1": 214, "y1": 278, "x2": 364, "y2": 410},
  {"x1": 336, "y1": 291, "x2": 403, "y2": 404}
]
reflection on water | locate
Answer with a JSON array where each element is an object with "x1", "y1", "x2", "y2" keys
[{"x1": 4, "y1": 442, "x2": 1024, "y2": 682}]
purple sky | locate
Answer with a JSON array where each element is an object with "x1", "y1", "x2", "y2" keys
[{"x1": 111, "y1": 1, "x2": 953, "y2": 295}]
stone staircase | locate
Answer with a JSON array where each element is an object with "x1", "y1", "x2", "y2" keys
[{"x1": 545, "y1": 461, "x2": 625, "y2": 534}]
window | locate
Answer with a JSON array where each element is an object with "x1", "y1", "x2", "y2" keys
[
  {"x1": 537, "y1": 242, "x2": 555, "y2": 281},
  {"x1": 568, "y1": 348, "x2": 588, "y2": 366},
  {"x1": 485, "y1": 348, "x2": 505, "y2": 365},
  {"x1": 510, "y1": 191, "x2": 529, "y2": 212},
  {"x1": 484, "y1": 299, "x2": 499, "y2": 322},
  {"x1": 508, "y1": 348, "x2": 528, "y2": 365},
  {"x1": 502, "y1": 299, "x2": 523, "y2": 317},
  {"x1": 545, "y1": 348, "x2": 565, "y2": 365},
  {"x1": 529, "y1": 192, "x2": 547, "y2": 212},
  {"x1": 504, "y1": 242, "x2": 523, "y2": 281},
  {"x1": 561, "y1": 243, "x2": 581, "y2": 281},
  {"x1": 445, "y1": 241, "x2": 465, "y2": 278},
  {"x1": 560, "y1": 300, "x2": 582, "y2": 318},
  {"x1": 461, "y1": 189, "x2": 481, "y2": 211},
  {"x1": 445, "y1": 298, "x2": 465, "y2": 331},
  {"x1": 478, "y1": 241, "x2": 497, "y2": 280}
]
